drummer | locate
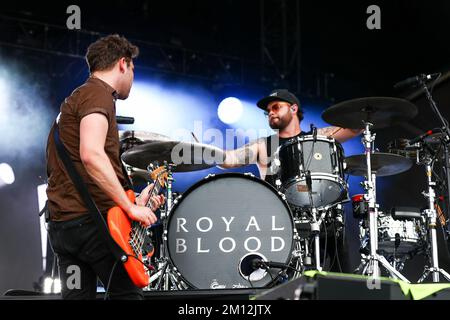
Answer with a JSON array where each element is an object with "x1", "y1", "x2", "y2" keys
[{"x1": 221, "y1": 89, "x2": 362, "y2": 186}]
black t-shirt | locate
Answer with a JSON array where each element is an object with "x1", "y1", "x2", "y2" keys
[{"x1": 263, "y1": 130, "x2": 312, "y2": 187}]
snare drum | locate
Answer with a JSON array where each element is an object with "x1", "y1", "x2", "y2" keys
[
  {"x1": 166, "y1": 173, "x2": 296, "y2": 289},
  {"x1": 272, "y1": 135, "x2": 348, "y2": 208}
]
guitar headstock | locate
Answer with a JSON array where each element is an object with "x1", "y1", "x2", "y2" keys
[{"x1": 149, "y1": 163, "x2": 168, "y2": 188}]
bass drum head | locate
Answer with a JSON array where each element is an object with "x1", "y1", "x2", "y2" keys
[{"x1": 167, "y1": 173, "x2": 294, "y2": 289}]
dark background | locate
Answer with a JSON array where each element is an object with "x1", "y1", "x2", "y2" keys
[{"x1": 1, "y1": 0, "x2": 450, "y2": 293}]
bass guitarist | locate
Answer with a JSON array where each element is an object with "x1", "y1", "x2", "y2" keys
[{"x1": 46, "y1": 34, "x2": 164, "y2": 300}]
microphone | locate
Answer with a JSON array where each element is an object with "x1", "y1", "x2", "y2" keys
[
  {"x1": 253, "y1": 260, "x2": 288, "y2": 270},
  {"x1": 239, "y1": 253, "x2": 268, "y2": 282},
  {"x1": 116, "y1": 116, "x2": 135, "y2": 124},
  {"x1": 409, "y1": 128, "x2": 442, "y2": 145},
  {"x1": 393, "y1": 73, "x2": 439, "y2": 89}
]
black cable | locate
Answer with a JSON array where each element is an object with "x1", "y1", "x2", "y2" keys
[
  {"x1": 329, "y1": 223, "x2": 337, "y2": 271},
  {"x1": 246, "y1": 276, "x2": 255, "y2": 289},
  {"x1": 103, "y1": 259, "x2": 120, "y2": 300},
  {"x1": 104, "y1": 254, "x2": 150, "y2": 300},
  {"x1": 333, "y1": 222, "x2": 343, "y2": 273},
  {"x1": 285, "y1": 265, "x2": 304, "y2": 273}
]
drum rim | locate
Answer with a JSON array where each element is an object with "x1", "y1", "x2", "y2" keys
[
  {"x1": 275, "y1": 134, "x2": 345, "y2": 153},
  {"x1": 165, "y1": 172, "x2": 296, "y2": 289}
]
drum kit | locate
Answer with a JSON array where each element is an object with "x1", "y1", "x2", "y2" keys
[{"x1": 117, "y1": 95, "x2": 450, "y2": 290}]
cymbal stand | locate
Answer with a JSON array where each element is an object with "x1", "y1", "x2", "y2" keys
[
  {"x1": 357, "y1": 122, "x2": 410, "y2": 282},
  {"x1": 147, "y1": 163, "x2": 188, "y2": 290},
  {"x1": 418, "y1": 155, "x2": 450, "y2": 283}
]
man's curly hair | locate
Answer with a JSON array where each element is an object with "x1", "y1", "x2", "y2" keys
[{"x1": 85, "y1": 34, "x2": 139, "y2": 73}]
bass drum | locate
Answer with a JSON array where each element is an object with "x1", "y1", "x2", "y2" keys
[{"x1": 166, "y1": 173, "x2": 295, "y2": 289}]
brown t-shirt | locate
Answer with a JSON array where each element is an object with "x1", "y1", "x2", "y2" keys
[{"x1": 46, "y1": 77, "x2": 127, "y2": 221}]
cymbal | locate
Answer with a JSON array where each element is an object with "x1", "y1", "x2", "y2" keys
[
  {"x1": 121, "y1": 140, "x2": 224, "y2": 172},
  {"x1": 119, "y1": 130, "x2": 171, "y2": 153},
  {"x1": 322, "y1": 97, "x2": 418, "y2": 130},
  {"x1": 345, "y1": 152, "x2": 413, "y2": 177},
  {"x1": 127, "y1": 167, "x2": 152, "y2": 185}
]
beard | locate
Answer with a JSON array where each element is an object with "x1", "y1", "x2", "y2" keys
[{"x1": 269, "y1": 115, "x2": 290, "y2": 130}]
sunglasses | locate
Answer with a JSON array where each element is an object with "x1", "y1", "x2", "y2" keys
[{"x1": 264, "y1": 103, "x2": 292, "y2": 117}]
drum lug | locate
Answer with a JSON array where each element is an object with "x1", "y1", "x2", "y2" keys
[
  {"x1": 244, "y1": 172, "x2": 255, "y2": 178},
  {"x1": 275, "y1": 179, "x2": 282, "y2": 187}
]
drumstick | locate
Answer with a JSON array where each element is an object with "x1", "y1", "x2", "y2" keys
[
  {"x1": 191, "y1": 132, "x2": 200, "y2": 143},
  {"x1": 328, "y1": 127, "x2": 343, "y2": 137}
]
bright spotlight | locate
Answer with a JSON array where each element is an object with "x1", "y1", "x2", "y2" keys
[
  {"x1": 0, "y1": 163, "x2": 15, "y2": 185},
  {"x1": 43, "y1": 277, "x2": 61, "y2": 294},
  {"x1": 217, "y1": 97, "x2": 243, "y2": 124}
]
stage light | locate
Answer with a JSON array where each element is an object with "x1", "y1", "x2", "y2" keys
[
  {"x1": 0, "y1": 163, "x2": 15, "y2": 185},
  {"x1": 217, "y1": 97, "x2": 243, "y2": 124},
  {"x1": 43, "y1": 277, "x2": 52, "y2": 294},
  {"x1": 115, "y1": 81, "x2": 218, "y2": 140},
  {"x1": 43, "y1": 277, "x2": 61, "y2": 294}
]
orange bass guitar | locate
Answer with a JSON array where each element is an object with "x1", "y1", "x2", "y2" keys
[{"x1": 107, "y1": 165, "x2": 168, "y2": 288}]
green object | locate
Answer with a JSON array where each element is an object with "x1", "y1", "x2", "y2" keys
[{"x1": 303, "y1": 270, "x2": 450, "y2": 300}]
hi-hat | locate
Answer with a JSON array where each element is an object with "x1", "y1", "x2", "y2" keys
[
  {"x1": 121, "y1": 140, "x2": 224, "y2": 172},
  {"x1": 322, "y1": 97, "x2": 418, "y2": 130},
  {"x1": 345, "y1": 152, "x2": 413, "y2": 177}
]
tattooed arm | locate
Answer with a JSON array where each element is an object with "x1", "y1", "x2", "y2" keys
[
  {"x1": 220, "y1": 139, "x2": 262, "y2": 169},
  {"x1": 317, "y1": 126, "x2": 363, "y2": 143}
]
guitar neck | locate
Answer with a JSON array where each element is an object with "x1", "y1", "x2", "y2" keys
[{"x1": 145, "y1": 180, "x2": 162, "y2": 211}]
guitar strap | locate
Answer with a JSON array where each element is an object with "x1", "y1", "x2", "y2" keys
[{"x1": 52, "y1": 120, "x2": 127, "y2": 263}]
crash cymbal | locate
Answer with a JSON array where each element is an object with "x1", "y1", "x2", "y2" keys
[
  {"x1": 121, "y1": 140, "x2": 224, "y2": 172},
  {"x1": 119, "y1": 130, "x2": 171, "y2": 142},
  {"x1": 345, "y1": 152, "x2": 413, "y2": 177},
  {"x1": 322, "y1": 97, "x2": 418, "y2": 130},
  {"x1": 119, "y1": 130, "x2": 171, "y2": 153}
]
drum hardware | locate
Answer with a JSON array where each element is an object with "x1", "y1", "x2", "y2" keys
[
  {"x1": 323, "y1": 97, "x2": 418, "y2": 282},
  {"x1": 144, "y1": 162, "x2": 189, "y2": 291},
  {"x1": 352, "y1": 122, "x2": 410, "y2": 282},
  {"x1": 417, "y1": 147, "x2": 450, "y2": 283}
]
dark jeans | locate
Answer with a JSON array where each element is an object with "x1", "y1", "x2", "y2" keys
[{"x1": 48, "y1": 214, "x2": 143, "y2": 300}]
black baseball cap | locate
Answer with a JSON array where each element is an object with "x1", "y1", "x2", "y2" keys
[{"x1": 256, "y1": 89, "x2": 301, "y2": 111}]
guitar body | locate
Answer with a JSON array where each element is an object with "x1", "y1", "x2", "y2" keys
[{"x1": 107, "y1": 190, "x2": 153, "y2": 288}]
